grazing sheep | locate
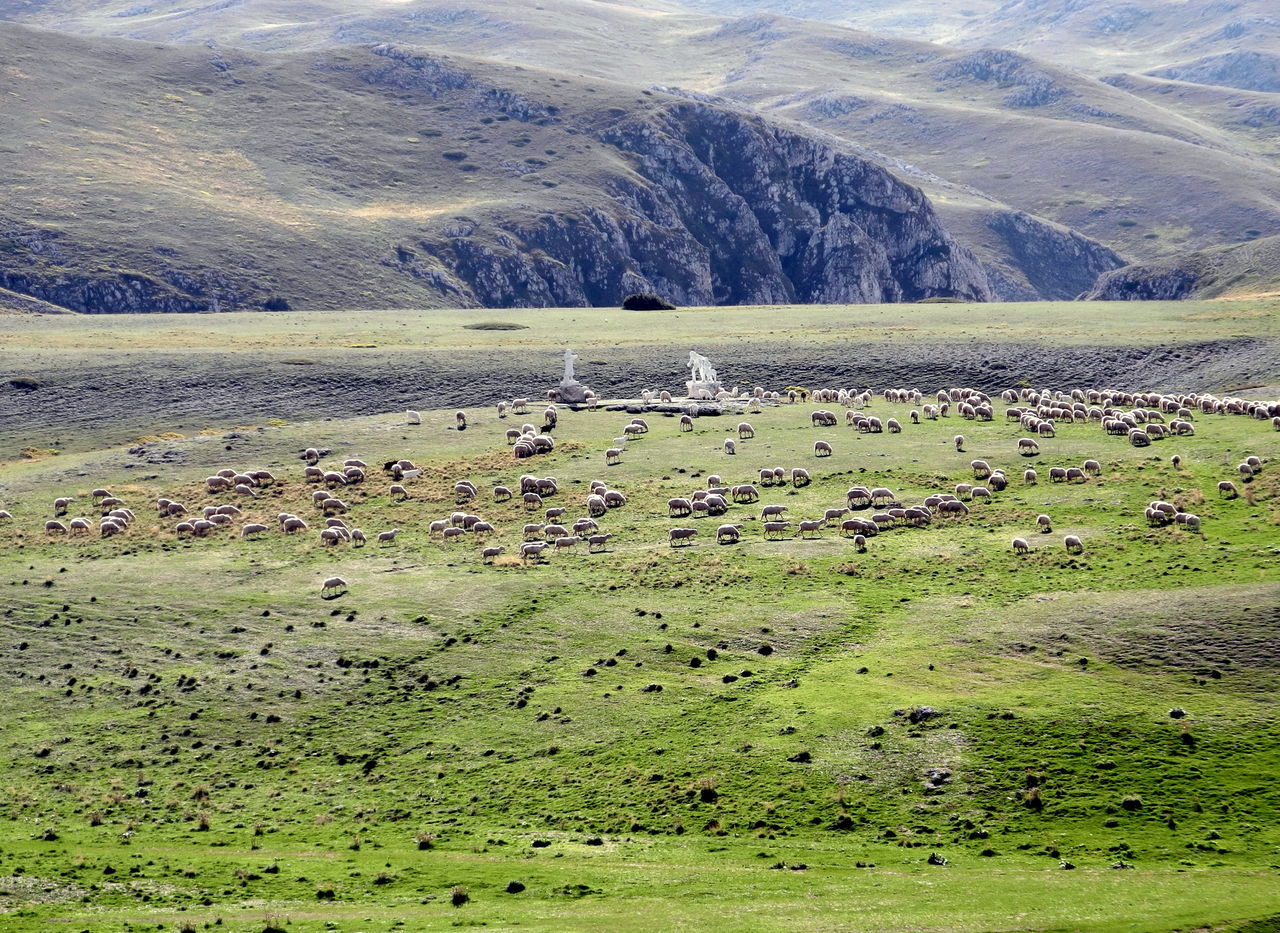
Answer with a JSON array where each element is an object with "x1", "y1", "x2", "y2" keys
[
  {"x1": 1024, "y1": 469, "x2": 1038, "y2": 485},
  {"x1": 1246, "y1": 455, "x2": 1262, "y2": 471},
  {"x1": 954, "y1": 435, "x2": 965, "y2": 451},
  {"x1": 282, "y1": 517, "x2": 308, "y2": 534},
  {"x1": 761, "y1": 504, "x2": 788, "y2": 519},
  {"x1": 442, "y1": 527, "x2": 466, "y2": 541},
  {"x1": 520, "y1": 541, "x2": 548, "y2": 561},
  {"x1": 45, "y1": 520, "x2": 68, "y2": 534},
  {"x1": 605, "y1": 448, "x2": 623, "y2": 465},
  {"x1": 349, "y1": 528, "x2": 367, "y2": 546},
  {"x1": 955, "y1": 483, "x2": 973, "y2": 499},
  {"x1": 234, "y1": 483, "x2": 257, "y2": 497},
  {"x1": 1218, "y1": 480, "x2": 1239, "y2": 498},
  {"x1": 1036, "y1": 514, "x2": 1053, "y2": 533},
  {"x1": 937, "y1": 500, "x2": 969, "y2": 517},
  {"x1": 870, "y1": 487, "x2": 895, "y2": 506},
  {"x1": 668, "y1": 497, "x2": 693, "y2": 517},
  {"x1": 852, "y1": 533, "x2": 868, "y2": 552},
  {"x1": 790, "y1": 467, "x2": 811, "y2": 487},
  {"x1": 586, "y1": 494, "x2": 607, "y2": 517},
  {"x1": 377, "y1": 528, "x2": 400, "y2": 546},
  {"x1": 970, "y1": 459, "x2": 991, "y2": 478},
  {"x1": 303, "y1": 447, "x2": 321, "y2": 464},
  {"x1": 522, "y1": 492, "x2": 544, "y2": 510},
  {"x1": 723, "y1": 439, "x2": 736, "y2": 455},
  {"x1": 1063, "y1": 535, "x2": 1084, "y2": 555},
  {"x1": 68, "y1": 517, "x2": 92, "y2": 535},
  {"x1": 1184, "y1": 514, "x2": 1201, "y2": 532},
  {"x1": 1083, "y1": 459, "x2": 1102, "y2": 475},
  {"x1": 680, "y1": 415, "x2": 694, "y2": 432},
  {"x1": 320, "y1": 528, "x2": 343, "y2": 546},
  {"x1": 797, "y1": 519, "x2": 824, "y2": 538},
  {"x1": 763, "y1": 520, "x2": 792, "y2": 539},
  {"x1": 738, "y1": 422, "x2": 755, "y2": 439},
  {"x1": 482, "y1": 545, "x2": 505, "y2": 563},
  {"x1": 814, "y1": 440, "x2": 833, "y2": 457},
  {"x1": 1012, "y1": 537, "x2": 1030, "y2": 554},
  {"x1": 887, "y1": 418, "x2": 902, "y2": 433},
  {"x1": 543, "y1": 524, "x2": 569, "y2": 539},
  {"x1": 174, "y1": 521, "x2": 194, "y2": 536},
  {"x1": 1018, "y1": 438, "x2": 1039, "y2": 455},
  {"x1": 716, "y1": 524, "x2": 743, "y2": 544},
  {"x1": 669, "y1": 527, "x2": 697, "y2": 546},
  {"x1": 242, "y1": 523, "x2": 269, "y2": 538},
  {"x1": 456, "y1": 410, "x2": 468, "y2": 429},
  {"x1": 1049, "y1": 467, "x2": 1068, "y2": 483},
  {"x1": 321, "y1": 576, "x2": 347, "y2": 596},
  {"x1": 603, "y1": 490, "x2": 627, "y2": 508},
  {"x1": 971, "y1": 486, "x2": 992, "y2": 501},
  {"x1": 1065, "y1": 467, "x2": 1086, "y2": 483},
  {"x1": 322, "y1": 498, "x2": 348, "y2": 513}
]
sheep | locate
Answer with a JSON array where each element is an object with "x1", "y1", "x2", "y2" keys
[
  {"x1": 1017, "y1": 438, "x2": 1039, "y2": 456},
  {"x1": 100, "y1": 520, "x2": 125, "y2": 537},
  {"x1": 887, "y1": 418, "x2": 902, "y2": 433},
  {"x1": 1183, "y1": 514, "x2": 1201, "y2": 532},
  {"x1": 544, "y1": 524, "x2": 569, "y2": 539},
  {"x1": 1064, "y1": 467, "x2": 1086, "y2": 483},
  {"x1": 738, "y1": 422, "x2": 755, "y2": 439},
  {"x1": 553, "y1": 536, "x2": 578, "y2": 553},
  {"x1": 426, "y1": 519, "x2": 448, "y2": 536},
  {"x1": 1048, "y1": 467, "x2": 1068, "y2": 483},
  {"x1": 1246, "y1": 455, "x2": 1262, "y2": 471},
  {"x1": 174, "y1": 521, "x2": 195, "y2": 536},
  {"x1": 320, "y1": 528, "x2": 344, "y2": 546},
  {"x1": 797, "y1": 519, "x2": 824, "y2": 538},
  {"x1": 344, "y1": 467, "x2": 366, "y2": 484},
  {"x1": 242, "y1": 523, "x2": 269, "y2": 538},
  {"x1": 45, "y1": 520, "x2": 68, "y2": 534},
  {"x1": 763, "y1": 520, "x2": 791, "y2": 539},
  {"x1": 1036, "y1": 514, "x2": 1053, "y2": 533},
  {"x1": 68, "y1": 517, "x2": 92, "y2": 535},
  {"x1": 322, "y1": 498, "x2": 348, "y2": 513},
  {"x1": 321, "y1": 576, "x2": 347, "y2": 596},
  {"x1": 208, "y1": 513, "x2": 233, "y2": 526},
  {"x1": 680, "y1": 414, "x2": 694, "y2": 432},
  {"x1": 1082, "y1": 459, "x2": 1102, "y2": 475},
  {"x1": 1218, "y1": 480, "x2": 1238, "y2": 498},
  {"x1": 761, "y1": 504, "x2": 788, "y2": 519},
  {"x1": 346, "y1": 528, "x2": 366, "y2": 546},
  {"x1": 544, "y1": 407, "x2": 558, "y2": 431},
  {"x1": 1012, "y1": 537, "x2": 1030, "y2": 554},
  {"x1": 586, "y1": 494, "x2": 608, "y2": 517},
  {"x1": 234, "y1": 483, "x2": 257, "y2": 497},
  {"x1": 520, "y1": 541, "x2": 548, "y2": 561},
  {"x1": 669, "y1": 527, "x2": 697, "y2": 546},
  {"x1": 482, "y1": 545, "x2": 505, "y2": 563},
  {"x1": 523, "y1": 492, "x2": 544, "y2": 510},
  {"x1": 1238, "y1": 462, "x2": 1255, "y2": 479},
  {"x1": 1023, "y1": 469, "x2": 1038, "y2": 486},
  {"x1": 325, "y1": 517, "x2": 349, "y2": 529},
  {"x1": 604, "y1": 490, "x2": 627, "y2": 508},
  {"x1": 723, "y1": 438, "x2": 736, "y2": 455},
  {"x1": 1063, "y1": 535, "x2": 1084, "y2": 555},
  {"x1": 814, "y1": 440, "x2": 833, "y2": 457},
  {"x1": 852, "y1": 533, "x2": 868, "y2": 552},
  {"x1": 954, "y1": 435, "x2": 965, "y2": 451},
  {"x1": 937, "y1": 500, "x2": 969, "y2": 517},
  {"x1": 442, "y1": 527, "x2": 466, "y2": 541},
  {"x1": 455, "y1": 410, "x2": 468, "y2": 429},
  {"x1": 282, "y1": 517, "x2": 309, "y2": 534},
  {"x1": 955, "y1": 483, "x2": 973, "y2": 499},
  {"x1": 716, "y1": 524, "x2": 743, "y2": 544},
  {"x1": 377, "y1": 528, "x2": 400, "y2": 546},
  {"x1": 869, "y1": 487, "x2": 895, "y2": 506},
  {"x1": 605, "y1": 448, "x2": 623, "y2": 465},
  {"x1": 668, "y1": 497, "x2": 693, "y2": 517},
  {"x1": 573, "y1": 518, "x2": 599, "y2": 535},
  {"x1": 704, "y1": 494, "x2": 729, "y2": 516},
  {"x1": 0, "y1": 510, "x2": 11, "y2": 523},
  {"x1": 511, "y1": 398, "x2": 530, "y2": 414},
  {"x1": 971, "y1": 486, "x2": 992, "y2": 502},
  {"x1": 732, "y1": 484, "x2": 759, "y2": 504}
]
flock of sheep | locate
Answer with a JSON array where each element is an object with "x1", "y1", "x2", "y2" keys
[{"x1": 6, "y1": 382, "x2": 1275, "y2": 596}]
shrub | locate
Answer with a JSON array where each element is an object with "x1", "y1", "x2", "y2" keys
[
  {"x1": 622, "y1": 292, "x2": 676, "y2": 311},
  {"x1": 450, "y1": 884, "x2": 469, "y2": 907},
  {"x1": 462, "y1": 321, "x2": 529, "y2": 331},
  {"x1": 262, "y1": 297, "x2": 291, "y2": 311},
  {"x1": 1120, "y1": 795, "x2": 1143, "y2": 811}
]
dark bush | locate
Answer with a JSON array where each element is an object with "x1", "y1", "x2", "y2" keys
[
  {"x1": 262, "y1": 297, "x2": 291, "y2": 312},
  {"x1": 622, "y1": 293, "x2": 676, "y2": 311}
]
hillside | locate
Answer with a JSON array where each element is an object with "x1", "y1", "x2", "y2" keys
[
  {"x1": 0, "y1": 22, "x2": 1010, "y2": 312},
  {"x1": 1087, "y1": 235, "x2": 1280, "y2": 301},
  {"x1": 1, "y1": 306, "x2": 1278, "y2": 930},
  {"x1": 5, "y1": 0, "x2": 1278, "y2": 283}
]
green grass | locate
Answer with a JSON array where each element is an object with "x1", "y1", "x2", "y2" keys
[{"x1": 1, "y1": 336, "x2": 1278, "y2": 929}]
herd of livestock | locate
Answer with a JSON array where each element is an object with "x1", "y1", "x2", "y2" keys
[{"x1": 6, "y1": 383, "x2": 1277, "y2": 595}]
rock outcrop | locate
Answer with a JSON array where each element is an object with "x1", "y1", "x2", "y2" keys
[
  {"x1": 410, "y1": 100, "x2": 994, "y2": 308},
  {"x1": 1085, "y1": 235, "x2": 1280, "y2": 300}
]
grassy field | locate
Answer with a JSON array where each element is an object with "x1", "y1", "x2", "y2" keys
[{"x1": 1, "y1": 306, "x2": 1278, "y2": 931}]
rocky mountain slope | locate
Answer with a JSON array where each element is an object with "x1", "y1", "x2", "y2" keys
[
  {"x1": 1087, "y1": 234, "x2": 1280, "y2": 301},
  {"x1": 0, "y1": 24, "x2": 998, "y2": 312}
]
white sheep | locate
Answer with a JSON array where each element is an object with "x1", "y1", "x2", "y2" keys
[
  {"x1": 1012, "y1": 537, "x2": 1030, "y2": 554},
  {"x1": 738, "y1": 422, "x2": 755, "y2": 439},
  {"x1": 723, "y1": 438, "x2": 736, "y2": 455},
  {"x1": 482, "y1": 545, "x2": 505, "y2": 562},
  {"x1": 242, "y1": 523, "x2": 269, "y2": 538},
  {"x1": 669, "y1": 527, "x2": 697, "y2": 546},
  {"x1": 321, "y1": 576, "x2": 347, "y2": 596},
  {"x1": 605, "y1": 448, "x2": 622, "y2": 465},
  {"x1": 406, "y1": 410, "x2": 422, "y2": 425},
  {"x1": 954, "y1": 435, "x2": 965, "y2": 451},
  {"x1": 378, "y1": 528, "x2": 400, "y2": 546},
  {"x1": 350, "y1": 529, "x2": 367, "y2": 546},
  {"x1": 716, "y1": 524, "x2": 743, "y2": 543},
  {"x1": 814, "y1": 441, "x2": 833, "y2": 457},
  {"x1": 1063, "y1": 535, "x2": 1084, "y2": 554}
]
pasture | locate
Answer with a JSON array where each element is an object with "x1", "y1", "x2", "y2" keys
[{"x1": 0, "y1": 303, "x2": 1279, "y2": 932}]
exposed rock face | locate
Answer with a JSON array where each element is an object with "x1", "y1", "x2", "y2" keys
[
  {"x1": 938, "y1": 49, "x2": 1073, "y2": 108},
  {"x1": 1086, "y1": 265, "x2": 1199, "y2": 301},
  {"x1": 1086, "y1": 235, "x2": 1280, "y2": 300},
  {"x1": 984, "y1": 211, "x2": 1125, "y2": 299},
  {"x1": 414, "y1": 102, "x2": 994, "y2": 307},
  {"x1": 1148, "y1": 51, "x2": 1280, "y2": 93}
]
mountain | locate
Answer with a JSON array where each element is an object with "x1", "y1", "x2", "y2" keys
[
  {"x1": 1087, "y1": 234, "x2": 1280, "y2": 300},
  {"x1": 0, "y1": 23, "x2": 996, "y2": 312}
]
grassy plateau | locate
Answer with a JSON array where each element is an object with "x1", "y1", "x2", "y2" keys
[{"x1": 0, "y1": 303, "x2": 1278, "y2": 932}]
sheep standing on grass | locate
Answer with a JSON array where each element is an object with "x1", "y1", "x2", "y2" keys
[
  {"x1": 954, "y1": 435, "x2": 965, "y2": 451},
  {"x1": 814, "y1": 441, "x2": 833, "y2": 457},
  {"x1": 1064, "y1": 535, "x2": 1084, "y2": 555},
  {"x1": 1012, "y1": 537, "x2": 1030, "y2": 554},
  {"x1": 321, "y1": 576, "x2": 347, "y2": 596}
]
